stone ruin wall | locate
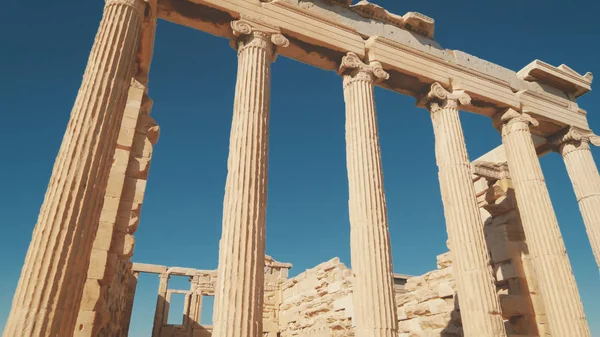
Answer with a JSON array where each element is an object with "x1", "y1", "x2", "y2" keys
[
  {"x1": 75, "y1": 81, "x2": 159, "y2": 337},
  {"x1": 275, "y1": 174, "x2": 546, "y2": 337},
  {"x1": 114, "y1": 173, "x2": 548, "y2": 337},
  {"x1": 279, "y1": 258, "x2": 355, "y2": 336},
  {"x1": 395, "y1": 175, "x2": 546, "y2": 337}
]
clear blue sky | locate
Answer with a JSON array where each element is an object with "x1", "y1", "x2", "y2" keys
[{"x1": 1, "y1": 0, "x2": 599, "y2": 335}]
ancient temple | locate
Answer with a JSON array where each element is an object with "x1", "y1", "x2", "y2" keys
[{"x1": 2, "y1": 0, "x2": 597, "y2": 336}]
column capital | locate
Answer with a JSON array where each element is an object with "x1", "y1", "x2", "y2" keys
[
  {"x1": 425, "y1": 82, "x2": 471, "y2": 112},
  {"x1": 158, "y1": 273, "x2": 170, "y2": 281},
  {"x1": 492, "y1": 108, "x2": 539, "y2": 132},
  {"x1": 549, "y1": 127, "x2": 600, "y2": 154},
  {"x1": 338, "y1": 52, "x2": 389, "y2": 84},
  {"x1": 230, "y1": 19, "x2": 289, "y2": 57},
  {"x1": 105, "y1": 0, "x2": 145, "y2": 15}
]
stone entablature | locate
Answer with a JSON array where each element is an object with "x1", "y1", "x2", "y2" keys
[{"x1": 158, "y1": 0, "x2": 591, "y2": 134}]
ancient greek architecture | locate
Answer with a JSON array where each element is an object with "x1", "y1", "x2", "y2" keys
[{"x1": 2, "y1": 0, "x2": 598, "y2": 336}]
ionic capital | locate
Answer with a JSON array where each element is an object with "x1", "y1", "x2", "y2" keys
[
  {"x1": 425, "y1": 82, "x2": 471, "y2": 112},
  {"x1": 549, "y1": 127, "x2": 600, "y2": 155},
  {"x1": 492, "y1": 108, "x2": 539, "y2": 132},
  {"x1": 105, "y1": 0, "x2": 145, "y2": 15},
  {"x1": 230, "y1": 19, "x2": 289, "y2": 58},
  {"x1": 338, "y1": 52, "x2": 389, "y2": 85}
]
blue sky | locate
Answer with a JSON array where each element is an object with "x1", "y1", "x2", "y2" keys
[{"x1": 1, "y1": 0, "x2": 599, "y2": 335}]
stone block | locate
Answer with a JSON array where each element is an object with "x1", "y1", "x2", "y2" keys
[
  {"x1": 397, "y1": 306, "x2": 408, "y2": 320},
  {"x1": 405, "y1": 275, "x2": 426, "y2": 292},
  {"x1": 494, "y1": 262, "x2": 519, "y2": 283},
  {"x1": 414, "y1": 286, "x2": 438, "y2": 302},
  {"x1": 396, "y1": 292, "x2": 417, "y2": 306},
  {"x1": 405, "y1": 302, "x2": 429, "y2": 318},
  {"x1": 437, "y1": 282, "x2": 454, "y2": 298},
  {"x1": 427, "y1": 298, "x2": 451, "y2": 315},
  {"x1": 500, "y1": 294, "x2": 533, "y2": 318},
  {"x1": 436, "y1": 252, "x2": 452, "y2": 269},
  {"x1": 397, "y1": 318, "x2": 422, "y2": 333},
  {"x1": 419, "y1": 312, "x2": 451, "y2": 330}
]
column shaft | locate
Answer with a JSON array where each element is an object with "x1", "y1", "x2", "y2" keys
[
  {"x1": 120, "y1": 271, "x2": 140, "y2": 335},
  {"x1": 427, "y1": 83, "x2": 506, "y2": 336},
  {"x1": 152, "y1": 274, "x2": 169, "y2": 337},
  {"x1": 340, "y1": 53, "x2": 397, "y2": 337},
  {"x1": 560, "y1": 138, "x2": 600, "y2": 270},
  {"x1": 3, "y1": 1, "x2": 144, "y2": 336},
  {"x1": 212, "y1": 21, "x2": 287, "y2": 337},
  {"x1": 496, "y1": 110, "x2": 590, "y2": 336}
]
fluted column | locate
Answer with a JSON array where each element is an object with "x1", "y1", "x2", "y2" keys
[
  {"x1": 553, "y1": 128, "x2": 600, "y2": 271},
  {"x1": 120, "y1": 271, "x2": 140, "y2": 335},
  {"x1": 152, "y1": 273, "x2": 170, "y2": 337},
  {"x1": 339, "y1": 52, "x2": 398, "y2": 337},
  {"x1": 426, "y1": 83, "x2": 506, "y2": 337},
  {"x1": 494, "y1": 109, "x2": 590, "y2": 337},
  {"x1": 3, "y1": 1, "x2": 144, "y2": 336},
  {"x1": 211, "y1": 19, "x2": 288, "y2": 337}
]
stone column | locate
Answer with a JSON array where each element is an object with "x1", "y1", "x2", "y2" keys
[
  {"x1": 494, "y1": 109, "x2": 590, "y2": 337},
  {"x1": 425, "y1": 83, "x2": 506, "y2": 336},
  {"x1": 553, "y1": 127, "x2": 600, "y2": 271},
  {"x1": 152, "y1": 273, "x2": 170, "y2": 337},
  {"x1": 120, "y1": 271, "x2": 140, "y2": 335},
  {"x1": 338, "y1": 52, "x2": 398, "y2": 337},
  {"x1": 211, "y1": 19, "x2": 288, "y2": 337},
  {"x1": 2, "y1": 1, "x2": 144, "y2": 336}
]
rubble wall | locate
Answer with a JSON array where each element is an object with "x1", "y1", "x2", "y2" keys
[
  {"x1": 279, "y1": 258, "x2": 355, "y2": 336},
  {"x1": 396, "y1": 176, "x2": 543, "y2": 337}
]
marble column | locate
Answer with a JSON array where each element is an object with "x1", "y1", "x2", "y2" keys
[
  {"x1": 426, "y1": 83, "x2": 506, "y2": 337},
  {"x1": 212, "y1": 19, "x2": 288, "y2": 337},
  {"x1": 339, "y1": 52, "x2": 398, "y2": 337},
  {"x1": 554, "y1": 128, "x2": 600, "y2": 271},
  {"x1": 494, "y1": 109, "x2": 590, "y2": 337},
  {"x1": 152, "y1": 273, "x2": 170, "y2": 337},
  {"x1": 2, "y1": 1, "x2": 144, "y2": 336},
  {"x1": 120, "y1": 271, "x2": 140, "y2": 335}
]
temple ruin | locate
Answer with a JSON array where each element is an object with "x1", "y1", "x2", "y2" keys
[{"x1": 2, "y1": 0, "x2": 598, "y2": 336}]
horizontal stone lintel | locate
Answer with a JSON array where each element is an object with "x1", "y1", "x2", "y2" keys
[{"x1": 156, "y1": 0, "x2": 591, "y2": 137}]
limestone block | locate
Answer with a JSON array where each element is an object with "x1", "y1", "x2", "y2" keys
[
  {"x1": 436, "y1": 252, "x2": 452, "y2": 269},
  {"x1": 79, "y1": 280, "x2": 104, "y2": 312},
  {"x1": 488, "y1": 241, "x2": 521, "y2": 264},
  {"x1": 414, "y1": 286, "x2": 438, "y2": 303},
  {"x1": 418, "y1": 312, "x2": 451, "y2": 330},
  {"x1": 396, "y1": 292, "x2": 417, "y2": 306},
  {"x1": 437, "y1": 282, "x2": 454, "y2": 299},
  {"x1": 397, "y1": 307, "x2": 408, "y2": 320},
  {"x1": 500, "y1": 295, "x2": 533, "y2": 318},
  {"x1": 397, "y1": 318, "x2": 422, "y2": 333},
  {"x1": 404, "y1": 303, "x2": 430, "y2": 318},
  {"x1": 494, "y1": 262, "x2": 519, "y2": 283},
  {"x1": 426, "y1": 298, "x2": 451, "y2": 315},
  {"x1": 405, "y1": 275, "x2": 426, "y2": 292},
  {"x1": 424, "y1": 267, "x2": 453, "y2": 286}
]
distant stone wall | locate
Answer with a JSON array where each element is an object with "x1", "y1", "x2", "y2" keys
[
  {"x1": 279, "y1": 258, "x2": 355, "y2": 336},
  {"x1": 476, "y1": 176, "x2": 543, "y2": 336},
  {"x1": 395, "y1": 176, "x2": 544, "y2": 337},
  {"x1": 396, "y1": 252, "x2": 461, "y2": 337}
]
